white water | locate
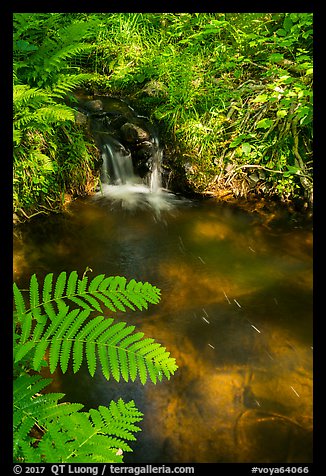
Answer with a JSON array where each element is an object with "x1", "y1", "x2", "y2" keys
[
  {"x1": 96, "y1": 182, "x2": 179, "y2": 214},
  {"x1": 148, "y1": 148, "x2": 162, "y2": 194},
  {"x1": 100, "y1": 139, "x2": 134, "y2": 185},
  {"x1": 95, "y1": 135, "x2": 181, "y2": 212}
]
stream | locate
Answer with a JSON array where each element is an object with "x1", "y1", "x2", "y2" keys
[{"x1": 13, "y1": 190, "x2": 313, "y2": 463}]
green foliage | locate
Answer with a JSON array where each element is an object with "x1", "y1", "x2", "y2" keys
[
  {"x1": 13, "y1": 83, "x2": 88, "y2": 215},
  {"x1": 82, "y1": 12, "x2": 313, "y2": 203},
  {"x1": 14, "y1": 373, "x2": 143, "y2": 463},
  {"x1": 13, "y1": 271, "x2": 178, "y2": 463},
  {"x1": 13, "y1": 13, "x2": 313, "y2": 215},
  {"x1": 13, "y1": 14, "x2": 100, "y2": 219}
]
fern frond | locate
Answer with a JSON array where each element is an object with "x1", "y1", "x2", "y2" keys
[
  {"x1": 13, "y1": 373, "x2": 85, "y2": 462},
  {"x1": 20, "y1": 312, "x2": 33, "y2": 345},
  {"x1": 35, "y1": 398, "x2": 142, "y2": 463},
  {"x1": 51, "y1": 73, "x2": 96, "y2": 99},
  {"x1": 14, "y1": 271, "x2": 176, "y2": 382},
  {"x1": 58, "y1": 19, "x2": 99, "y2": 46},
  {"x1": 54, "y1": 271, "x2": 67, "y2": 299},
  {"x1": 13, "y1": 282, "x2": 26, "y2": 317},
  {"x1": 30, "y1": 152, "x2": 54, "y2": 172},
  {"x1": 13, "y1": 85, "x2": 49, "y2": 109},
  {"x1": 66, "y1": 270, "x2": 78, "y2": 295},
  {"x1": 37, "y1": 421, "x2": 123, "y2": 463},
  {"x1": 14, "y1": 269, "x2": 177, "y2": 463},
  {"x1": 43, "y1": 43, "x2": 94, "y2": 75},
  {"x1": 90, "y1": 399, "x2": 143, "y2": 442},
  {"x1": 16, "y1": 271, "x2": 161, "y2": 320},
  {"x1": 42, "y1": 272, "x2": 53, "y2": 303},
  {"x1": 14, "y1": 104, "x2": 75, "y2": 131},
  {"x1": 15, "y1": 307, "x2": 177, "y2": 383},
  {"x1": 15, "y1": 391, "x2": 143, "y2": 464},
  {"x1": 14, "y1": 340, "x2": 35, "y2": 363},
  {"x1": 29, "y1": 274, "x2": 42, "y2": 323},
  {"x1": 35, "y1": 105, "x2": 75, "y2": 124},
  {"x1": 71, "y1": 314, "x2": 106, "y2": 374},
  {"x1": 14, "y1": 114, "x2": 41, "y2": 131},
  {"x1": 14, "y1": 374, "x2": 141, "y2": 463},
  {"x1": 14, "y1": 374, "x2": 51, "y2": 406}
]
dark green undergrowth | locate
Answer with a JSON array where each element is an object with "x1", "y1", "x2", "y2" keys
[{"x1": 13, "y1": 13, "x2": 313, "y2": 220}]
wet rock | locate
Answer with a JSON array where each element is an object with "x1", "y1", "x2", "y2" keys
[
  {"x1": 85, "y1": 96, "x2": 160, "y2": 182},
  {"x1": 225, "y1": 163, "x2": 235, "y2": 173},
  {"x1": 141, "y1": 80, "x2": 168, "y2": 98},
  {"x1": 120, "y1": 122, "x2": 150, "y2": 143},
  {"x1": 258, "y1": 168, "x2": 266, "y2": 180},
  {"x1": 248, "y1": 168, "x2": 267, "y2": 186},
  {"x1": 84, "y1": 99, "x2": 104, "y2": 112},
  {"x1": 13, "y1": 213, "x2": 20, "y2": 225},
  {"x1": 74, "y1": 111, "x2": 88, "y2": 126},
  {"x1": 235, "y1": 409, "x2": 312, "y2": 463},
  {"x1": 184, "y1": 162, "x2": 195, "y2": 175},
  {"x1": 249, "y1": 172, "x2": 260, "y2": 183},
  {"x1": 243, "y1": 385, "x2": 261, "y2": 409}
]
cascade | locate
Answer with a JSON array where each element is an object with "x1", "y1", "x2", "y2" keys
[
  {"x1": 100, "y1": 137, "x2": 134, "y2": 185},
  {"x1": 82, "y1": 96, "x2": 175, "y2": 210}
]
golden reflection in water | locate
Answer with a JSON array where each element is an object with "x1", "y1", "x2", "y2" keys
[
  {"x1": 136, "y1": 249, "x2": 312, "y2": 463},
  {"x1": 158, "y1": 261, "x2": 260, "y2": 313},
  {"x1": 13, "y1": 198, "x2": 312, "y2": 463},
  {"x1": 13, "y1": 248, "x2": 26, "y2": 280},
  {"x1": 140, "y1": 318, "x2": 312, "y2": 463},
  {"x1": 192, "y1": 220, "x2": 235, "y2": 241}
]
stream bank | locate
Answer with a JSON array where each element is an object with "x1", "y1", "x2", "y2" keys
[{"x1": 16, "y1": 94, "x2": 312, "y2": 225}]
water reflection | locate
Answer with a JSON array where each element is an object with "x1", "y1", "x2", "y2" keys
[{"x1": 13, "y1": 197, "x2": 313, "y2": 463}]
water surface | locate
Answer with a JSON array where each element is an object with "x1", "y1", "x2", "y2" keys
[{"x1": 13, "y1": 194, "x2": 313, "y2": 463}]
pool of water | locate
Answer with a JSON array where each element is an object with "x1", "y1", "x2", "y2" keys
[{"x1": 13, "y1": 193, "x2": 313, "y2": 463}]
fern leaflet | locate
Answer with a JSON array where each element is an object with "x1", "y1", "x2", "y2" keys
[
  {"x1": 17, "y1": 271, "x2": 161, "y2": 317},
  {"x1": 14, "y1": 272, "x2": 177, "y2": 383},
  {"x1": 14, "y1": 374, "x2": 142, "y2": 464}
]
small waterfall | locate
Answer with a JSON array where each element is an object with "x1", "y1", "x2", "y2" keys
[
  {"x1": 149, "y1": 159, "x2": 161, "y2": 193},
  {"x1": 85, "y1": 96, "x2": 180, "y2": 211},
  {"x1": 98, "y1": 139, "x2": 169, "y2": 212},
  {"x1": 97, "y1": 138, "x2": 176, "y2": 213},
  {"x1": 100, "y1": 137, "x2": 134, "y2": 185},
  {"x1": 148, "y1": 138, "x2": 162, "y2": 194}
]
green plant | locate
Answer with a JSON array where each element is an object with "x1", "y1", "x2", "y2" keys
[
  {"x1": 13, "y1": 84, "x2": 73, "y2": 214},
  {"x1": 13, "y1": 13, "x2": 102, "y2": 220},
  {"x1": 13, "y1": 271, "x2": 178, "y2": 463},
  {"x1": 13, "y1": 13, "x2": 313, "y2": 213}
]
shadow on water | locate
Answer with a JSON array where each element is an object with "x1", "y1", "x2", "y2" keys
[{"x1": 13, "y1": 195, "x2": 313, "y2": 463}]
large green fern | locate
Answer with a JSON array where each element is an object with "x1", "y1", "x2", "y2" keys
[
  {"x1": 13, "y1": 14, "x2": 103, "y2": 218},
  {"x1": 13, "y1": 84, "x2": 76, "y2": 132},
  {"x1": 14, "y1": 374, "x2": 143, "y2": 463},
  {"x1": 14, "y1": 271, "x2": 176, "y2": 383},
  {"x1": 13, "y1": 271, "x2": 178, "y2": 463}
]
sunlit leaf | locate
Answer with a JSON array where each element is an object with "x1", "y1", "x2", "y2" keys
[
  {"x1": 276, "y1": 28, "x2": 287, "y2": 36},
  {"x1": 241, "y1": 143, "x2": 251, "y2": 155},
  {"x1": 14, "y1": 40, "x2": 38, "y2": 52},
  {"x1": 256, "y1": 118, "x2": 273, "y2": 129},
  {"x1": 285, "y1": 165, "x2": 301, "y2": 176},
  {"x1": 283, "y1": 16, "x2": 293, "y2": 33},
  {"x1": 253, "y1": 94, "x2": 269, "y2": 103},
  {"x1": 269, "y1": 53, "x2": 284, "y2": 63},
  {"x1": 276, "y1": 109, "x2": 287, "y2": 118}
]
